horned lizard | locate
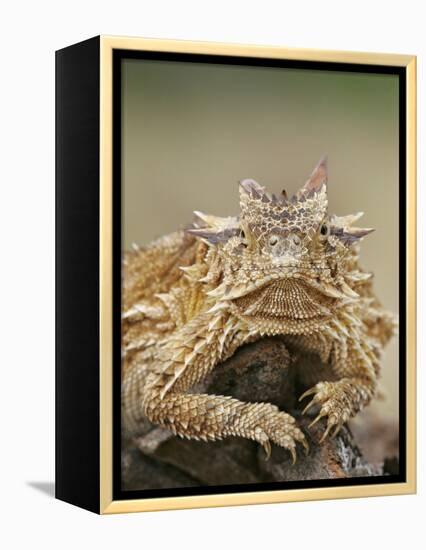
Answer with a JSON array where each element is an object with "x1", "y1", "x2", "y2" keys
[{"x1": 122, "y1": 157, "x2": 396, "y2": 462}]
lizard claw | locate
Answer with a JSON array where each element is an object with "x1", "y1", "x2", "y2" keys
[
  {"x1": 262, "y1": 439, "x2": 272, "y2": 460},
  {"x1": 319, "y1": 419, "x2": 336, "y2": 443},
  {"x1": 299, "y1": 387, "x2": 317, "y2": 402},
  {"x1": 301, "y1": 381, "x2": 362, "y2": 442},
  {"x1": 254, "y1": 411, "x2": 308, "y2": 461},
  {"x1": 302, "y1": 398, "x2": 317, "y2": 415},
  {"x1": 308, "y1": 410, "x2": 326, "y2": 428},
  {"x1": 331, "y1": 423, "x2": 343, "y2": 439},
  {"x1": 301, "y1": 437, "x2": 310, "y2": 456}
]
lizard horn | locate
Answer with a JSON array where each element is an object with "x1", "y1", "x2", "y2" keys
[{"x1": 295, "y1": 155, "x2": 328, "y2": 199}]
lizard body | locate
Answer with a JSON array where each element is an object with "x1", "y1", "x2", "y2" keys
[{"x1": 122, "y1": 157, "x2": 396, "y2": 461}]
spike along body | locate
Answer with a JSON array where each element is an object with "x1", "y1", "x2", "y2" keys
[{"x1": 122, "y1": 158, "x2": 396, "y2": 460}]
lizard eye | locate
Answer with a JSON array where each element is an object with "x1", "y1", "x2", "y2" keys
[
  {"x1": 319, "y1": 223, "x2": 330, "y2": 240},
  {"x1": 269, "y1": 235, "x2": 279, "y2": 247}
]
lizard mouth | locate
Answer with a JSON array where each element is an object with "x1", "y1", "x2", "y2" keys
[{"x1": 232, "y1": 278, "x2": 341, "y2": 320}]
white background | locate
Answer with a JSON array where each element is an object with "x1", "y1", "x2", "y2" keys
[{"x1": 1, "y1": 1, "x2": 423, "y2": 548}]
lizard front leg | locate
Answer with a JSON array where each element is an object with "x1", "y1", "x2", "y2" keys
[
  {"x1": 142, "y1": 311, "x2": 308, "y2": 461},
  {"x1": 299, "y1": 331, "x2": 379, "y2": 441},
  {"x1": 145, "y1": 392, "x2": 307, "y2": 462}
]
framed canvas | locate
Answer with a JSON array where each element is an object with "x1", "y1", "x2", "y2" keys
[{"x1": 55, "y1": 35, "x2": 416, "y2": 514}]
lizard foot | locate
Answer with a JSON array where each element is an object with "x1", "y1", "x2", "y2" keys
[
  {"x1": 299, "y1": 381, "x2": 356, "y2": 442},
  {"x1": 253, "y1": 410, "x2": 309, "y2": 463}
]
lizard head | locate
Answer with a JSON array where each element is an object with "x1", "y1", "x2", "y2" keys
[{"x1": 187, "y1": 157, "x2": 374, "y2": 333}]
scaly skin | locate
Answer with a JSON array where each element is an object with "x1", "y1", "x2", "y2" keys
[{"x1": 122, "y1": 157, "x2": 396, "y2": 462}]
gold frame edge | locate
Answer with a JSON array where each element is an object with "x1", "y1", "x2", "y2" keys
[
  {"x1": 99, "y1": 36, "x2": 417, "y2": 514},
  {"x1": 99, "y1": 36, "x2": 114, "y2": 513}
]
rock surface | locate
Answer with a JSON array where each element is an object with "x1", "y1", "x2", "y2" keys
[{"x1": 122, "y1": 337, "x2": 385, "y2": 491}]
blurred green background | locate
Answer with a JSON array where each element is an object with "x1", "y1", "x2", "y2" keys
[{"x1": 121, "y1": 59, "x2": 399, "y2": 446}]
